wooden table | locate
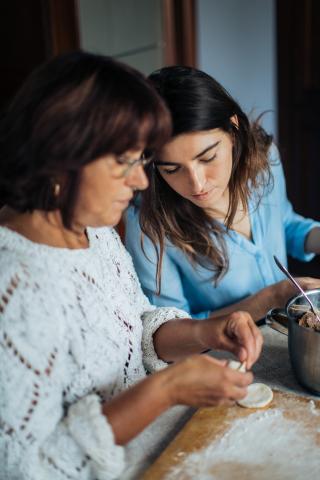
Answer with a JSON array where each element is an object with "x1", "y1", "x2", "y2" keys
[{"x1": 142, "y1": 325, "x2": 320, "y2": 479}]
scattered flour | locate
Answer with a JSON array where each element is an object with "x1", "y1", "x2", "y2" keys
[{"x1": 165, "y1": 409, "x2": 320, "y2": 480}]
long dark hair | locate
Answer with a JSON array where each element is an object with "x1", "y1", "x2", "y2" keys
[
  {"x1": 139, "y1": 66, "x2": 273, "y2": 292},
  {"x1": 0, "y1": 51, "x2": 171, "y2": 227}
]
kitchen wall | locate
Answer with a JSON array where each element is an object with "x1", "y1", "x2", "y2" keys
[
  {"x1": 78, "y1": 0, "x2": 164, "y2": 75},
  {"x1": 196, "y1": 0, "x2": 277, "y2": 137},
  {"x1": 78, "y1": 0, "x2": 277, "y2": 137}
]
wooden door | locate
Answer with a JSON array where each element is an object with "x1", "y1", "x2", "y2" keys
[{"x1": 0, "y1": 0, "x2": 196, "y2": 112}]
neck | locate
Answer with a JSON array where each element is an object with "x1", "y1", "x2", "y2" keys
[
  {"x1": 205, "y1": 189, "x2": 248, "y2": 227},
  {"x1": 205, "y1": 188, "x2": 230, "y2": 221},
  {"x1": 0, "y1": 207, "x2": 89, "y2": 249}
]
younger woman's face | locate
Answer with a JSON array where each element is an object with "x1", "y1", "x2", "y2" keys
[{"x1": 156, "y1": 129, "x2": 234, "y2": 212}]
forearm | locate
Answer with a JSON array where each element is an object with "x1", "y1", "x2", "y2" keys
[
  {"x1": 305, "y1": 227, "x2": 320, "y2": 254},
  {"x1": 153, "y1": 318, "x2": 209, "y2": 362},
  {"x1": 153, "y1": 296, "x2": 270, "y2": 360},
  {"x1": 208, "y1": 287, "x2": 278, "y2": 322},
  {"x1": 153, "y1": 306, "x2": 264, "y2": 367},
  {"x1": 102, "y1": 369, "x2": 171, "y2": 445}
]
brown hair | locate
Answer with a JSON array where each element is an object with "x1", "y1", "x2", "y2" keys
[
  {"x1": 0, "y1": 51, "x2": 171, "y2": 227},
  {"x1": 138, "y1": 66, "x2": 273, "y2": 292}
]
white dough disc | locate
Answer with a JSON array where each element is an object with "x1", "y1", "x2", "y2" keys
[
  {"x1": 228, "y1": 360, "x2": 246, "y2": 372},
  {"x1": 237, "y1": 383, "x2": 273, "y2": 409}
]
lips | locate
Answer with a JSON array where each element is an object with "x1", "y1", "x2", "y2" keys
[
  {"x1": 192, "y1": 191, "x2": 209, "y2": 198},
  {"x1": 191, "y1": 186, "x2": 215, "y2": 199}
]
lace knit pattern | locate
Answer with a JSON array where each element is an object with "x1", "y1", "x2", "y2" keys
[{"x1": 0, "y1": 226, "x2": 190, "y2": 480}]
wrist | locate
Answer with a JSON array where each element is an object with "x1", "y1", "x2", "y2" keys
[
  {"x1": 274, "y1": 280, "x2": 293, "y2": 307},
  {"x1": 153, "y1": 365, "x2": 180, "y2": 408},
  {"x1": 193, "y1": 318, "x2": 212, "y2": 350},
  {"x1": 195, "y1": 316, "x2": 224, "y2": 351}
]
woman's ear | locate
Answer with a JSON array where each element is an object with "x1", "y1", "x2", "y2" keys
[{"x1": 230, "y1": 114, "x2": 239, "y2": 129}]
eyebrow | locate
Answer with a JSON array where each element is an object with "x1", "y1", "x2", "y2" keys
[
  {"x1": 193, "y1": 141, "x2": 220, "y2": 159},
  {"x1": 155, "y1": 141, "x2": 220, "y2": 166}
]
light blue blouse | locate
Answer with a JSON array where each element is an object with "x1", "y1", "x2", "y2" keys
[{"x1": 125, "y1": 145, "x2": 320, "y2": 319}]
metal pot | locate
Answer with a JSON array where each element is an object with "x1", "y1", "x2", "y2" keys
[{"x1": 266, "y1": 288, "x2": 320, "y2": 395}]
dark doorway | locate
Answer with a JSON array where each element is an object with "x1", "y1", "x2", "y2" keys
[
  {"x1": 277, "y1": 0, "x2": 320, "y2": 276},
  {"x1": 0, "y1": 0, "x2": 79, "y2": 113}
]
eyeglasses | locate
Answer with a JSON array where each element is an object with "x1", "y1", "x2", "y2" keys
[{"x1": 114, "y1": 151, "x2": 154, "y2": 177}]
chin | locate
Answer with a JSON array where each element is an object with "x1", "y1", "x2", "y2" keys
[
  {"x1": 109, "y1": 213, "x2": 123, "y2": 227},
  {"x1": 189, "y1": 198, "x2": 213, "y2": 208},
  {"x1": 103, "y1": 217, "x2": 121, "y2": 228},
  {"x1": 88, "y1": 213, "x2": 122, "y2": 229}
]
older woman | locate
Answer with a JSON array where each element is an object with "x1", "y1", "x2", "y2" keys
[{"x1": 0, "y1": 52, "x2": 261, "y2": 480}]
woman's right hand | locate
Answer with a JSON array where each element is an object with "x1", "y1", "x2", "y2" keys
[
  {"x1": 162, "y1": 354, "x2": 253, "y2": 408},
  {"x1": 103, "y1": 354, "x2": 252, "y2": 444}
]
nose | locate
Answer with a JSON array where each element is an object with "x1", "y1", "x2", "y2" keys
[
  {"x1": 188, "y1": 165, "x2": 205, "y2": 193},
  {"x1": 126, "y1": 164, "x2": 149, "y2": 191}
]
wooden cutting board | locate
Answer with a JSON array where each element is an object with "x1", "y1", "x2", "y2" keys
[{"x1": 142, "y1": 390, "x2": 320, "y2": 479}]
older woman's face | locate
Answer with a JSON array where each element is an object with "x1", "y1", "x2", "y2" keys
[
  {"x1": 73, "y1": 149, "x2": 148, "y2": 228},
  {"x1": 156, "y1": 129, "x2": 233, "y2": 212}
]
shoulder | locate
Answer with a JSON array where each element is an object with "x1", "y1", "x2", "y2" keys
[
  {"x1": 125, "y1": 206, "x2": 160, "y2": 263},
  {"x1": 249, "y1": 142, "x2": 285, "y2": 206},
  {"x1": 125, "y1": 204, "x2": 141, "y2": 233},
  {"x1": 267, "y1": 143, "x2": 286, "y2": 188},
  {"x1": 267, "y1": 143, "x2": 283, "y2": 171},
  {"x1": 0, "y1": 247, "x2": 52, "y2": 292},
  {"x1": 253, "y1": 143, "x2": 287, "y2": 206},
  {"x1": 256, "y1": 142, "x2": 285, "y2": 186},
  {"x1": 0, "y1": 248, "x2": 68, "y2": 347},
  {"x1": 268, "y1": 142, "x2": 280, "y2": 161}
]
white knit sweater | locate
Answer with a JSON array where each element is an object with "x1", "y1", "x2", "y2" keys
[{"x1": 0, "y1": 226, "x2": 190, "y2": 480}]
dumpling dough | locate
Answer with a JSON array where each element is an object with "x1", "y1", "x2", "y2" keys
[
  {"x1": 228, "y1": 360, "x2": 246, "y2": 372},
  {"x1": 237, "y1": 383, "x2": 273, "y2": 409},
  {"x1": 228, "y1": 361, "x2": 273, "y2": 408}
]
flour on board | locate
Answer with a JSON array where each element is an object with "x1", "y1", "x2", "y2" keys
[{"x1": 165, "y1": 407, "x2": 320, "y2": 480}]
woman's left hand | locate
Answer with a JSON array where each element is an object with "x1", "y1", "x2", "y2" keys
[{"x1": 197, "y1": 311, "x2": 263, "y2": 369}]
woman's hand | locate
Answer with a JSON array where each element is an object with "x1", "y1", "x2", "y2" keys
[
  {"x1": 163, "y1": 354, "x2": 253, "y2": 407},
  {"x1": 202, "y1": 276, "x2": 320, "y2": 323},
  {"x1": 196, "y1": 311, "x2": 263, "y2": 369},
  {"x1": 103, "y1": 353, "x2": 253, "y2": 444},
  {"x1": 273, "y1": 277, "x2": 320, "y2": 307}
]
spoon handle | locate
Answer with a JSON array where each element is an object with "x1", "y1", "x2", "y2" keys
[{"x1": 273, "y1": 255, "x2": 318, "y2": 316}]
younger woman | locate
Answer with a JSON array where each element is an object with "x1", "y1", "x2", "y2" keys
[{"x1": 126, "y1": 66, "x2": 320, "y2": 321}]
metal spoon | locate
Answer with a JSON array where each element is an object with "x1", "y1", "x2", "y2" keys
[{"x1": 273, "y1": 255, "x2": 320, "y2": 323}]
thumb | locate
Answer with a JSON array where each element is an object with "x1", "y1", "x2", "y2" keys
[
  {"x1": 237, "y1": 346, "x2": 248, "y2": 364},
  {"x1": 221, "y1": 337, "x2": 248, "y2": 364}
]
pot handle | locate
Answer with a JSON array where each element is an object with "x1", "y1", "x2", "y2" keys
[{"x1": 265, "y1": 308, "x2": 288, "y2": 336}]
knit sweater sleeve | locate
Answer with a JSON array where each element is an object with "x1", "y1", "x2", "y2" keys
[
  {"x1": 0, "y1": 258, "x2": 125, "y2": 480},
  {"x1": 110, "y1": 229, "x2": 191, "y2": 373}
]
